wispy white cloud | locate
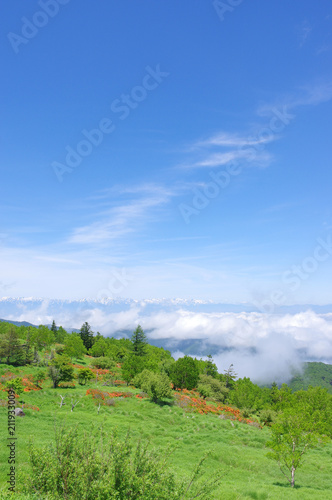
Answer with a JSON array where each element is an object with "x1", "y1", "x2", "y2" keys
[
  {"x1": 257, "y1": 81, "x2": 332, "y2": 116},
  {"x1": 193, "y1": 132, "x2": 276, "y2": 149},
  {"x1": 297, "y1": 20, "x2": 312, "y2": 48},
  {"x1": 181, "y1": 129, "x2": 276, "y2": 171},
  {"x1": 68, "y1": 185, "x2": 174, "y2": 245},
  {"x1": 193, "y1": 150, "x2": 272, "y2": 168}
]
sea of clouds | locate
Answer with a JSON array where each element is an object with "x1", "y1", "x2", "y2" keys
[{"x1": 3, "y1": 299, "x2": 332, "y2": 385}]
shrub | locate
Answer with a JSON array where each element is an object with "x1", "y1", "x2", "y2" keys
[
  {"x1": 133, "y1": 369, "x2": 154, "y2": 389},
  {"x1": 259, "y1": 408, "x2": 278, "y2": 427},
  {"x1": 90, "y1": 357, "x2": 116, "y2": 370},
  {"x1": 48, "y1": 355, "x2": 74, "y2": 388},
  {"x1": 77, "y1": 368, "x2": 94, "y2": 385},
  {"x1": 241, "y1": 408, "x2": 252, "y2": 419},
  {"x1": 134, "y1": 370, "x2": 173, "y2": 402},
  {"x1": 24, "y1": 424, "x2": 223, "y2": 499},
  {"x1": 198, "y1": 374, "x2": 228, "y2": 402},
  {"x1": 144, "y1": 372, "x2": 173, "y2": 402},
  {"x1": 197, "y1": 383, "x2": 212, "y2": 399},
  {"x1": 5, "y1": 377, "x2": 24, "y2": 395},
  {"x1": 33, "y1": 369, "x2": 47, "y2": 388}
]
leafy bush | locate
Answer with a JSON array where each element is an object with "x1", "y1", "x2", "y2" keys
[
  {"x1": 259, "y1": 408, "x2": 278, "y2": 427},
  {"x1": 143, "y1": 373, "x2": 173, "y2": 402},
  {"x1": 133, "y1": 369, "x2": 154, "y2": 389},
  {"x1": 24, "y1": 424, "x2": 223, "y2": 499},
  {"x1": 134, "y1": 369, "x2": 173, "y2": 402},
  {"x1": 77, "y1": 368, "x2": 94, "y2": 385},
  {"x1": 48, "y1": 355, "x2": 74, "y2": 388},
  {"x1": 33, "y1": 369, "x2": 47, "y2": 388},
  {"x1": 197, "y1": 383, "x2": 212, "y2": 399},
  {"x1": 197, "y1": 374, "x2": 228, "y2": 402},
  {"x1": 5, "y1": 376, "x2": 24, "y2": 395},
  {"x1": 90, "y1": 357, "x2": 116, "y2": 370},
  {"x1": 240, "y1": 408, "x2": 252, "y2": 419}
]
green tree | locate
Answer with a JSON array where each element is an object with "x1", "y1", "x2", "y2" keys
[
  {"x1": 64, "y1": 334, "x2": 87, "y2": 359},
  {"x1": 223, "y1": 364, "x2": 237, "y2": 389},
  {"x1": 170, "y1": 355, "x2": 199, "y2": 390},
  {"x1": 48, "y1": 355, "x2": 74, "y2": 389},
  {"x1": 29, "y1": 325, "x2": 55, "y2": 357},
  {"x1": 55, "y1": 326, "x2": 68, "y2": 344},
  {"x1": 229, "y1": 377, "x2": 267, "y2": 411},
  {"x1": 50, "y1": 320, "x2": 57, "y2": 334},
  {"x1": 77, "y1": 368, "x2": 94, "y2": 385},
  {"x1": 266, "y1": 409, "x2": 329, "y2": 488},
  {"x1": 204, "y1": 354, "x2": 218, "y2": 378},
  {"x1": 0, "y1": 328, "x2": 25, "y2": 365},
  {"x1": 79, "y1": 322, "x2": 94, "y2": 350},
  {"x1": 131, "y1": 325, "x2": 148, "y2": 356},
  {"x1": 270, "y1": 383, "x2": 293, "y2": 411},
  {"x1": 121, "y1": 354, "x2": 146, "y2": 384},
  {"x1": 90, "y1": 338, "x2": 108, "y2": 357}
]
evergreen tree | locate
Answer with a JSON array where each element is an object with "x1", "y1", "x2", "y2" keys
[
  {"x1": 131, "y1": 325, "x2": 147, "y2": 356},
  {"x1": 224, "y1": 363, "x2": 237, "y2": 389},
  {"x1": 79, "y1": 322, "x2": 94, "y2": 350},
  {"x1": 50, "y1": 320, "x2": 57, "y2": 334}
]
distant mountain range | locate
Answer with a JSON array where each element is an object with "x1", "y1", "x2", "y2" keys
[{"x1": 1, "y1": 296, "x2": 332, "y2": 315}]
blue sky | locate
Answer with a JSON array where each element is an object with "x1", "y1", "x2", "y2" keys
[{"x1": 1, "y1": 0, "x2": 332, "y2": 304}]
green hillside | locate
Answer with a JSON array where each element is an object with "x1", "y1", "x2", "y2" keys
[
  {"x1": 0, "y1": 320, "x2": 332, "y2": 498},
  {"x1": 289, "y1": 362, "x2": 332, "y2": 394},
  {"x1": 1, "y1": 362, "x2": 332, "y2": 499}
]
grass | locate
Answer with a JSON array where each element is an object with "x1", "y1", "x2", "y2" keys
[{"x1": 1, "y1": 362, "x2": 332, "y2": 499}]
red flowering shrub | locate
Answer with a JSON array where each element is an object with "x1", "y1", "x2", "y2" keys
[
  {"x1": 86, "y1": 388, "x2": 133, "y2": 405},
  {"x1": 174, "y1": 389, "x2": 261, "y2": 427},
  {"x1": 22, "y1": 374, "x2": 41, "y2": 392}
]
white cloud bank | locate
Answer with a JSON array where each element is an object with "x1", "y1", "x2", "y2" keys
[{"x1": 5, "y1": 302, "x2": 332, "y2": 385}]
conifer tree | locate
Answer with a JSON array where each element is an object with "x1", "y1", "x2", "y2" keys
[
  {"x1": 79, "y1": 322, "x2": 94, "y2": 350},
  {"x1": 131, "y1": 325, "x2": 147, "y2": 356}
]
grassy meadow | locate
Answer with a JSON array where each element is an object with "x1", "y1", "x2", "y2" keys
[{"x1": 1, "y1": 360, "x2": 332, "y2": 500}]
